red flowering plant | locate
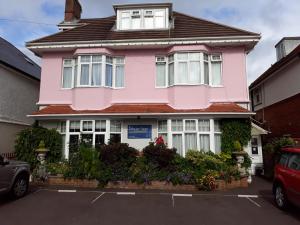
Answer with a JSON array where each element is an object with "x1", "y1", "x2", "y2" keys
[{"x1": 155, "y1": 136, "x2": 165, "y2": 146}]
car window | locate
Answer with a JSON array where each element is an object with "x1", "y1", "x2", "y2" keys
[
  {"x1": 279, "y1": 153, "x2": 289, "y2": 166},
  {"x1": 287, "y1": 153, "x2": 300, "y2": 171}
]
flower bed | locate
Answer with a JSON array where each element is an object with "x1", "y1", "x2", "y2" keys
[{"x1": 45, "y1": 175, "x2": 248, "y2": 191}]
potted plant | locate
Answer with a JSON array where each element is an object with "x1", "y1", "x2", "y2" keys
[{"x1": 231, "y1": 141, "x2": 247, "y2": 176}]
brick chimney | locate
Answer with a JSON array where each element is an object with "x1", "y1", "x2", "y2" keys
[{"x1": 64, "y1": 0, "x2": 82, "y2": 22}]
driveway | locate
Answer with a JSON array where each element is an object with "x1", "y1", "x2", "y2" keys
[{"x1": 0, "y1": 177, "x2": 299, "y2": 225}]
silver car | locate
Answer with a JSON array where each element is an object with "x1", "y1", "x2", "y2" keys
[{"x1": 0, "y1": 155, "x2": 30, "y2": 198}]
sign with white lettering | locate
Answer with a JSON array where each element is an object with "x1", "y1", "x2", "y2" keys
[{"x1": 128, "y1": 125, "x2": 152, "y2": 139}]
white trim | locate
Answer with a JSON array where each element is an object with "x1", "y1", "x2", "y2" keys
[{"x1": 27, "y1": 36, "x2": 260, "y2": 50}]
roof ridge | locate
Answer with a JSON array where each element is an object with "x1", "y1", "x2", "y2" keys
[{"x1": 173, "y1": 11, "x2": 260, "y2": 36}]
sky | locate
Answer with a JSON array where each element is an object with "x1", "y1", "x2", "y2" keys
[{"x1": 0, "y1": 0, "x2": 300, "y2": 84}]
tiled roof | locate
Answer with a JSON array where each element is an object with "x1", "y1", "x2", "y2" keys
[
  {"x1": 249, "y1": 44, "x2": 300, "y2": 90},
  {"x1": 0, "y1": 37, "x2": 40, "y2": 80},
  {"x1": 31, "y1": 103, "x2": 251, "y2": 116},
  {"x1": 28, "y1": 12, "x2": 259, "y2": 44}
]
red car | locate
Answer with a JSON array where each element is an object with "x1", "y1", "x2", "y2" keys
[{"x1": 273, "y1": 147, "x2": 300, "y2": 209}]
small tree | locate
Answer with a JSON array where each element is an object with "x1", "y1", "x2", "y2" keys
[{"x1": 15, "y1": 126, "x2": 62, "y2": 169}]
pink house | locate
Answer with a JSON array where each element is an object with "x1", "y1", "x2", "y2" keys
[{"x1": 27, "y1": 1, "x2": 261, "y2": 160}]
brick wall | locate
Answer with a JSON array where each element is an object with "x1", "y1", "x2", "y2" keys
[{"x1": 254, "y1": 92, "x2": 300, "y2": 141}]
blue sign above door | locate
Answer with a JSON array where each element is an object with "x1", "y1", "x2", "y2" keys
[{"x1": 128, "y1": 125, "x2": 152, "y2": 139}]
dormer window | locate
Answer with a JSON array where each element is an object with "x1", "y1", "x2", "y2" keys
[{"x1": 117, "y1": 8, "x2": 168, "y2": 30}]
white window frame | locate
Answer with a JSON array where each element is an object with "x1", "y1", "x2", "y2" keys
[
  {"x1": 118, "y1": 8, "x2": 168, "y2": 30},
  {"x1": 155, "y1": 56, "x2": 168, "y2": 88},
  {"x1": 62, "y1": 59, "x2": 75, "y2": 89},
  {"x1": 158, "y1": 52, "x2": 223, "y2": 88}
]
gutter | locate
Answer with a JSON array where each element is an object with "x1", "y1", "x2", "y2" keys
[{"x1": 26, "y1": 35, "x2": 261, "y2": 50}]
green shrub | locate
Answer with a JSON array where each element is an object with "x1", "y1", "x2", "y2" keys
[
  {"x1": 142, "y1": 142, "x2": 176, "y2": 169},
  {"x1": 64, "y1": 145, "x2": 101, "y2": 180},
  {"x1": 46, "y1": 162, "x2": 69, "y2": 176},
  {"x1": 221, "y1": 119, "x2": 251, "y2": 153},
  {"x1": 15, "y1": 126, "x2": 62, "y2": 169},
  {"x1": 186, "y1": 150, "x2": 225, "y2": 171}
]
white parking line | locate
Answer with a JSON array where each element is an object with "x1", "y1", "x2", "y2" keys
[
  {"x1": 91, "y1": 192, "x2": 105, "y2": 204},
  {"x1": 116, "y1": 192, "x2": 136, "y2": 195},
  {"x1": 58, "y1": 190, "x2": 77, "y2": 193},
  {"x1": 246, "y1": 197, "x2": 262, "y2": 207},
  {"x1": 172, "y1": 193, "x2": 193, "y2": 197},
  {"x1": 238, "y1": 194, "x2": 259, "y2": 198}
]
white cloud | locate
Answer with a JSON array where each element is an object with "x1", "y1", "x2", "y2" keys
[{"x1": 1, "y1": 0, "x2": 300, "y2": 83}]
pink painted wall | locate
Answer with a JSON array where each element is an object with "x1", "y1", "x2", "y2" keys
[{"x1": 38, "y1": 45, "x2": 249, "y2": 110}]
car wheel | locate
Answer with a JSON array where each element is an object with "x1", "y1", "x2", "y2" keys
[
  {"x1": 274, "y1": 184, "x2": 288, "y2": 210},
  {"x1": 11, "y1": 175, "x2": 29, "y2": 199}
]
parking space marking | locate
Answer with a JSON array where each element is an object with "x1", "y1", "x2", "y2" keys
[
  {"x1": 246, "y1": 197, "x2": 262, "y2": 208},
  {"x1": 172, "y1": 193, "x2": 193, "y2": 197},
  {"x1": 58, "y1": 190, "x2": 77, "y2": 193},
  {"x1": 238, "y1": 194, "x2": 259, "y2": 198},
  {"x1": 116, "y1": 192, "x2": 136, "y2": 195},
  {"x1": 91, "y1": 192, "x2": 105, "y2": 204}
]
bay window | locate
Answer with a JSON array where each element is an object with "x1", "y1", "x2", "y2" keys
[
  {"x1": 156, "y1": 52, "x2": 222, "y2": 88},
  {"x1": 61, "y1": 55, "x2": 125, "y2": 89}
]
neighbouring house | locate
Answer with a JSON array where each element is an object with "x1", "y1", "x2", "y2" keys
[
  {"x1": 0, "y1": 37, "x2": 40, "y2": 155},
  {"x1": 27, "y1": 0, "x2": 262, "y2": 172},
  {"x1": 249, "y1": 37, "x2": 300, "y2": 142}
]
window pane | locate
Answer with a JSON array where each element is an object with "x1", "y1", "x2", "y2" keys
[
  {"x1": 64, "y1": 59, "x2": 72, "y2": 65},
  {"x1": 189, "y1": 53, "x2": 200, "y2": 60},
  {"x1": 95, "y1": 120, "x2": 106, "y2": 132},
  {"x1": 92, "y1": 55, "x2": 102, "y2": 62},
  {"x1": 204, "y1": 62, "x2": 209, "y2": 85},
  {"x1": 212, "y1": 62, "x2": 222, "y2": 85},
  {"x1": 80, "y1": 64, "x2": 89, "y2": 85},
  {"x1": 200, "y1": 134, "x2": 210, "y2": 152},
  {"x1": 172, "y1": 120, "x2": 183, "y2": 131},
  {"x1": 110, "y1": 133, "x2": 121, "y2": 143},
  {"x1": 110, "y1": 120, "x2": 121, "y2": 132},
  {"x1": 178, "y1": 62, "x2": 188, "y2": 83},
  {"x1": 106, "y1": 56, "x2": 113, "y2": 64},
  {"x1": 189, "y1": 61, "x2": 201, "y2": 83},
  {"x1": 158, "y1": 133, "x2": 168, "y2": 144},
  {"x1": 69, "y1": 134, "x2": 79, "y2": 154},
  {"x1": 105, "y1": 64, "x2": 113, "y2": 87},
  {"x1": 74, "y1": 64, "x2": 77, "y2": 87},
  {"x1": 155, "y1": 16, "x2": 164, "y2": 28},
  {"x1": 132, "y1": 17, "x2": 141, "y2": 29},
  {"x1": 173, "y1": 134, "x2": 183, "y2": 155},
  {"x1": 81, "y1": 134, "x2": 93, "y2": 147},
  {"x1": 116, "y1": 57, "x2": 124, "y2": 64},
  {"x1": 80, "y1": 55, "x2": 90, "y2": 63},
  {"x1": 168, "y1": 62, "x2": 174, "y2": 86},
  {"x1": 214, "y1": 120, "x2": 221, "y2": 132},
  {"x1": 287, "y1": 154, "x2": 300, "y2": 171},
  {"x1": 204, "y1": 53, "x2": 209, "y2": 61},
  {"x1": 61, "y1": 134, "x2": 66, "y2": 158},
  {"x1": 158, "y1": 120, "x2": 167, "y2": 132},
  {"x1": 95, "y1": 134, "x2": 105, "y2": 148},
  {"x1": 185, "y1": 133, "x2": 197, "y2": 151},
  {"x1": 279, "y1": 153, "x2": 289, "y2": 166},
  {"x1": 185, "y1": 120, "x2": 196, "y2": 131},
  {"x1": 156, "y1": 63, "x2": 166, "y2": 87},
  {"x1": 199, "y1": 120, "x2": 210, "y2": 132},
  {"x1": 92, "y1": 63, "x2": 101, "y2": 86},
  {"x1": 82, "y1": 121, "x2": 93, "y2": 132},
  {"x1": 177, "y1": 53, "x2": 188, "y2": 60},
  {"x1": 145, "y1": 16, "x2": 154, "y2": 28},
  {"x1": 70, "y1": 121, "x2": 80, "y2": 132},
  {"x1": 115, "y1": 65, "x2": 125, "y2": 88},
  {"x1": 63, "y1": 67, "x2": 72, "y2": 88},
  {"x1": 215, "y1": 134, "x2": 221, "y2": 153}
]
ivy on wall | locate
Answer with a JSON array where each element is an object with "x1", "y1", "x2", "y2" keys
[
  {"x1": 220, "y1": 118, "x2": 252, "y2": 153},
  {"x1": 15, "y1": 125, "x2": 62, "y2": 169}
]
